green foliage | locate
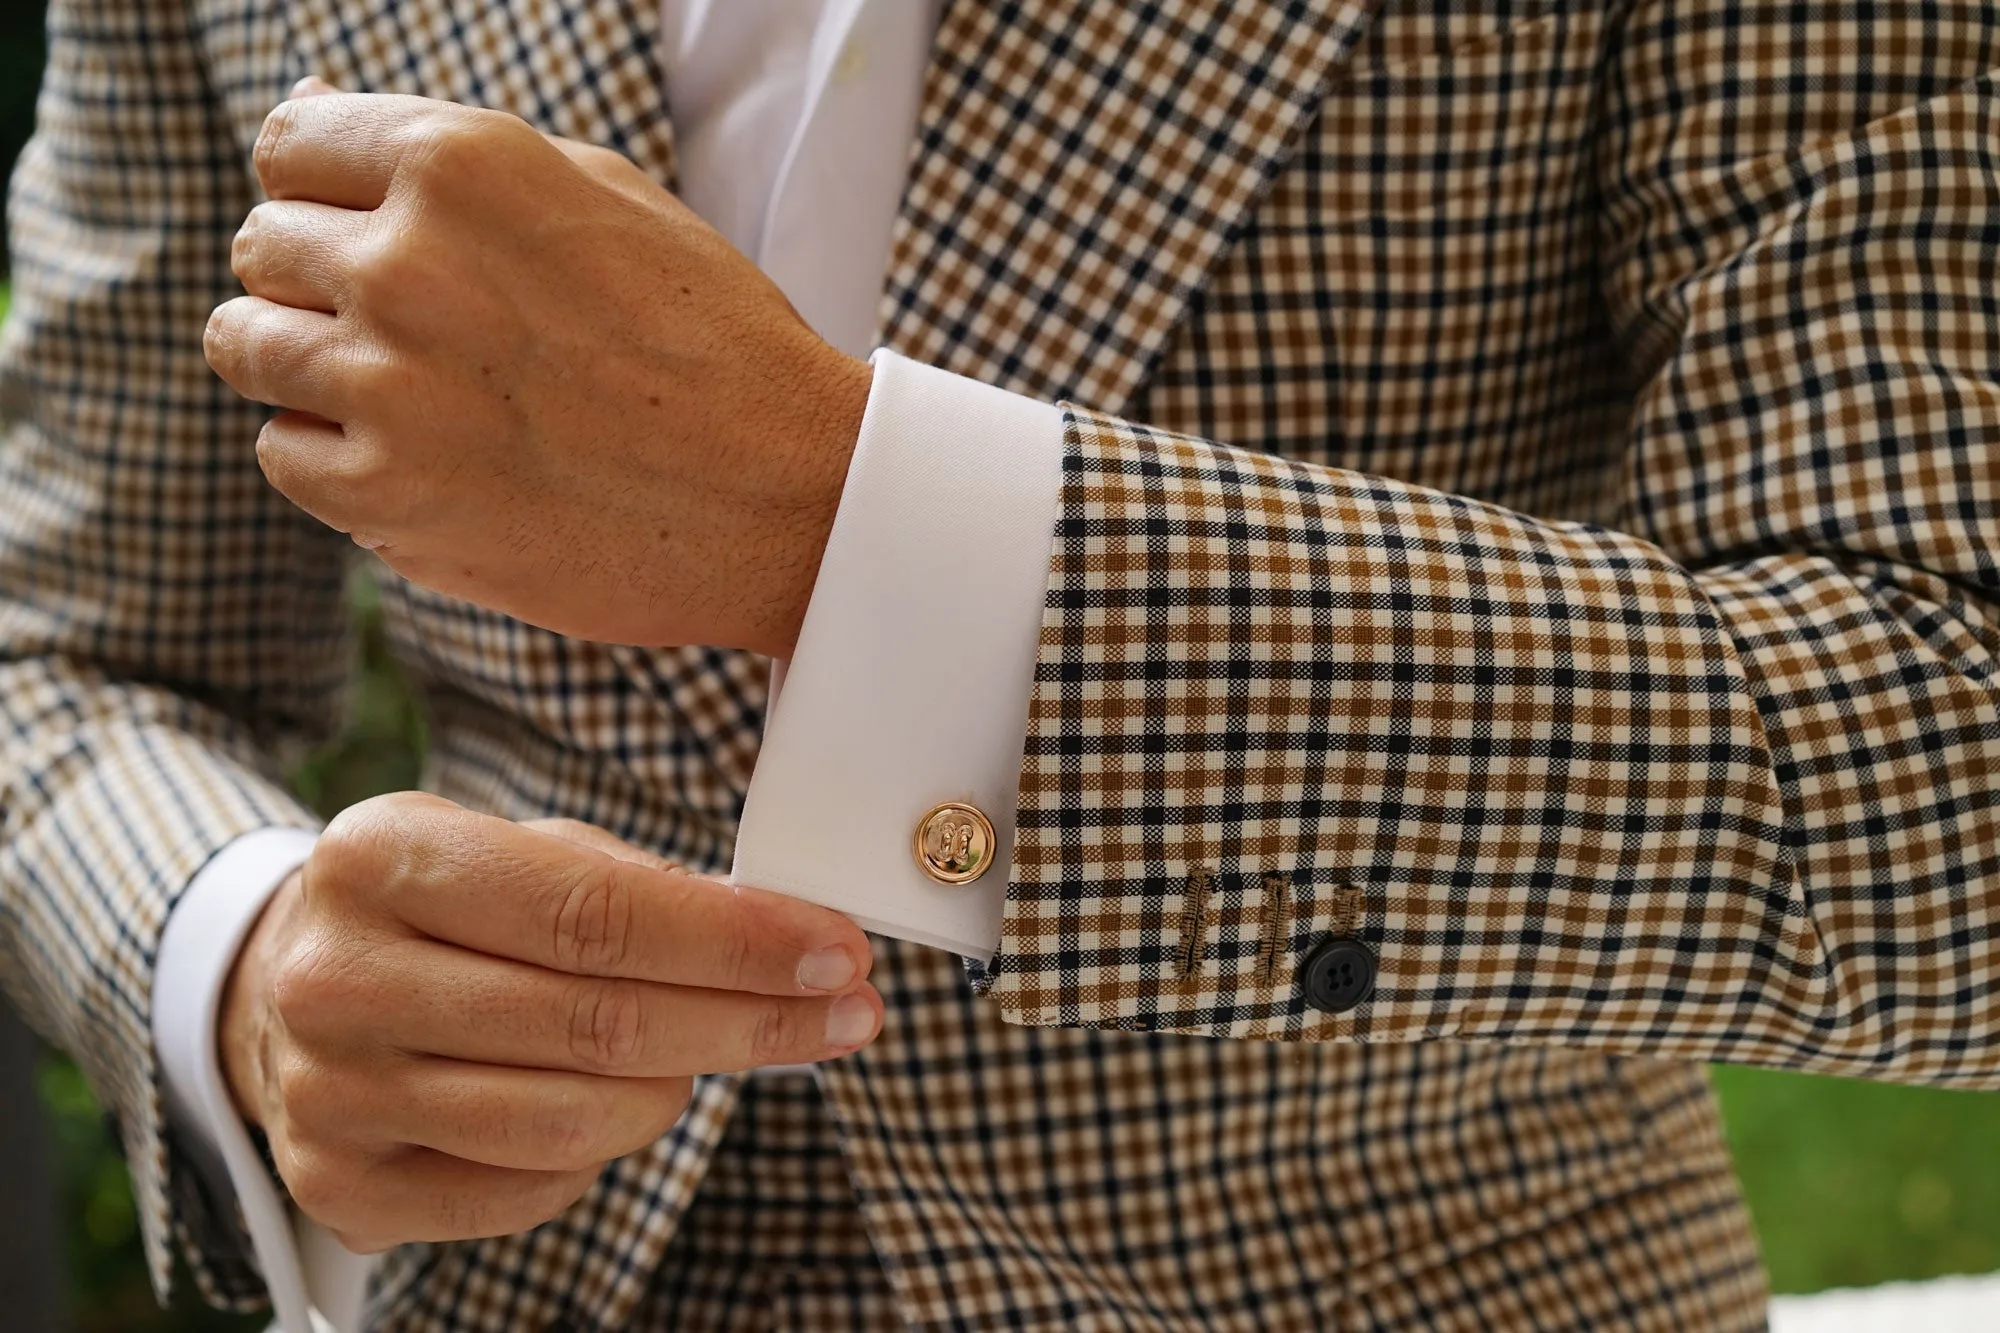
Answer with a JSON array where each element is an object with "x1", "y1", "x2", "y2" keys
[
  {"x1": 290, "y1": 573, "x2": 429, "y2": 814},
  {"x1": 1713, "y1": 1065, "x2": 2000, "y2": 1293},
  {"x1": 3, "y1": 280, "x2": 1996, "y2": 1327},
  {"x1": 39, "y1": 1058, "x2": 262, "y2": 1333},
  {"x1": 0, "y1": 0, "x2": 44, "y2": 272}
]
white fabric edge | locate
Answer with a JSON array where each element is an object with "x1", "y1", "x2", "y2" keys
[
  {"x1": 732, "y1": 349, "x2": 1066, "y2": 962},
  {"x1": 1769, "y1": 1273, "x2": 2000, "y2": 1332},
  {"x1": 153, "y1": 827, "x2": 372, "y2": 1333}
]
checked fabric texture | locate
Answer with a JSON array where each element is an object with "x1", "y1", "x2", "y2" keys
[{"x1": 1, "y1": 0, "x2": 1995, "y2": 1328}]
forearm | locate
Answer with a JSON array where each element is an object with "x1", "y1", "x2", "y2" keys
[
  {"x1": 983, "y1": 407, "x2": 1996, "y2": 1082},
  {"x1": 984, "y1": 45, "x2": 2000, "y2": 1077},
  {"x1": 741, "y1": 309, "x2": 1996, "y2": 1080}
]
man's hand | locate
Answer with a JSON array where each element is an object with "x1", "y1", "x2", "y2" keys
[
  {"x1": 219, "y1": 792, "x2": 881, "y2": 1253},
  {"x1": 204, "y1": 85, "x2": 871, "y2": 658}
]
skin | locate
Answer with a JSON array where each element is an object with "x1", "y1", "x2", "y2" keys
[
  {"x1": 222, "y1": 795, "x2": 883, "y2": 1254},
  {"x1": 205, "y1": 80, "x2": 872, "y2": 659},
  {"x1": 205, "y1": 82, "x2": 884, "y2": 1253}
]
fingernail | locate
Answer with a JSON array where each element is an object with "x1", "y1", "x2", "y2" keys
[
  {"x1": 824, "y1": 993, "x2": 877, "y2": 1048},
  {"x1": 797, "y1": 946, "x2": 856, "y2": 993}
]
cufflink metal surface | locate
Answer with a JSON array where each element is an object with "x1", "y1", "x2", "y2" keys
[{"x1": 914, "y1": 801, "x2": 995, "y2": 885}]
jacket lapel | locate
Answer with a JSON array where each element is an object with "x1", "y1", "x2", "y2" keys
[
  {"x1": 280, "y1": 0, "x2": 677, "y2": 187},
  {"x1": 877, "y1": 0, "x2": 1382, "y2": 414}
]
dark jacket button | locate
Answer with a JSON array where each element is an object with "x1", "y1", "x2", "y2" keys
[{"x1": 1300, "y1": 936, "x2": 1376, "y2": 1013}]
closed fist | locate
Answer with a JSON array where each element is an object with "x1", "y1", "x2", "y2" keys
[{"x1": 205, "y1": 85, "x2": 870, "y2": 657}]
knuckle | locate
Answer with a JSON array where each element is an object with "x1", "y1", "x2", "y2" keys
[
  {"x1": 271, "y1": 1049, "x2": 329, "y2": 1120},
  {"x1": 707, "y1": 896, "x2": 758, "y2": 989},
  {"x1": 253, "y1": 101, "x2": 298, "y2": 188},
  {"x1": 461, "y1": 1170, "x2": 592, "y2": 1240},
  {"x1": 228, "y1": 307, "x2": 297, "y2": 388},
  {"x1": 747, "y1": 1001, "x2": 804, "y2": 1066},
  {"x1": 282, "y1": 1059, "x2": 364, "y2": 1139},
  {"x1": 346, "y1": 353, "x2": 403, "y2": 405},
  {"x1": 401, "y1": 108, "x2": 512, "y2": 186},
  {"x1": 552, "y1": 862, "x2": 632, "y2": 974},
  {"x1": 280, "y1": 1153, "x2": 338, "y2": 1219},
  {"x1": 230, "y1": 208, "x2": 270, "y2": 278},
  {"x1": 347, "y1": 232, "x2": 419, "y2": 313},
  {"x1": 315, "y1": 801, "x2": 400, "y2": 890},
  {"x1": 527, "y1": 1085, "x2": 603, "y2": 1171},
  {"x1": 267, "y1": 962, "x2": 318, "y2": 1033},
  {"x1": 431, "y1": 1190, "x2": 495, "y2": 1241},
  {"x1": 570, "y1": 142, "x2": 634, "y2": 186},
  {"x1": 268, "y1": 932, "x2": 359, "y2": 1034},
  {"x1": 316, "y1": 791, "x2": 446, "y2": 893},
  {"x1": 253, "y1": 418, "x2": 312, "y2": 501},
  {"x1": 283, "y1": 1143, "x2": 390, "y2": 1241},
  {"x1": 567, "y1": 979, "x2": 647, "y2": 1073},
  {"x1": 203, "y1": 299, "x2": 247, "y2": 366},
  {"x1": 326, "y1": 436, "x2": 397, "y2": 500}
]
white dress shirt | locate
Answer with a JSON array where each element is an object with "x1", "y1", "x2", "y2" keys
[{"x1": 150, "y1": 2, "x2": 1064, "y2": 1328}]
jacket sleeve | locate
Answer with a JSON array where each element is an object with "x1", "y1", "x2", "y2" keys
[
  {"x1": 0, "y1": 0, "x2": 348, "y2": 1307},
  {"x1": 987, "y1": 0, "x2": 2000, "y2": 1088}
]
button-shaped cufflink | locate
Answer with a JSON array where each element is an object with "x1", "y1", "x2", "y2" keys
[
  {"x1": 1300, "y1": 936, "x2": 1376, "y2": 1014},
  {"x1": 915, "y1": 802, "x2": 995, "y2": 884}
]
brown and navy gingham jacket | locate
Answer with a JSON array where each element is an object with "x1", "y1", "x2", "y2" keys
[{"x1": 4, "y1": 0, "x2": 1998, "y2": 1328}]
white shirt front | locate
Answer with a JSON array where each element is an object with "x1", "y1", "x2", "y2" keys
[{"x1": 151, "y1": 3, "x2": 1064, "y2": 1329}]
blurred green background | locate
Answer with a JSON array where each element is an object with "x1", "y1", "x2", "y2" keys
[{"x1": 1, "y1": 3, "x2": 1996, "y2": 1329}]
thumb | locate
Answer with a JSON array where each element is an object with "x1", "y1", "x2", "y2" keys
[{"x1": 289, "y1": 75, "x2": 341, "y2": 99}]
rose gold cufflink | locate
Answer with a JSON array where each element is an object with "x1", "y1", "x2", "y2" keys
[{"x1": 914, "y1": 801, "x2": 995, "y2": 885}]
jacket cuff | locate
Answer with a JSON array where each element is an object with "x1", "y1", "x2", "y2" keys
[{"x1": 988, "y1": 408, "x2": 1790, "y2": 1045}]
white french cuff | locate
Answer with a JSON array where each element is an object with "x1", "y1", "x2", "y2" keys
[
  {"x1": 153, "y1": 826, "x2": 371, "y2": 1333},
  {"x1": 732, "y1": 349, "x2": 1066, "y2": 960}
]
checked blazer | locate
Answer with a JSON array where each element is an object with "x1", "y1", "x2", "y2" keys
[{"x1": 5, "y1": 0, "x2": 2000, "y2": 1327}]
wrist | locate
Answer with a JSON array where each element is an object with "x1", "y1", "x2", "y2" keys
[{"x1": 744, "y1": 347, "x2": 872, "y2": 660}]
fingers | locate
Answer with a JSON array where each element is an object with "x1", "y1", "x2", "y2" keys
[
  {"x1": 232, "y1": 199, "x2": 370, "y2": 312},
  {"x1": 257, "y1": 786, "x2": 877, "y2": 1256},
  {"x1": 277, "y1": 1136, "x2": 600, "y2": 1254},
  {"x1": 254, "y1": 90, "x2": 541, "y2": 209},
  {"x1": 234, "y1": 80, "x2": 370, "y2": 312},
  {"x1": 306, "y1": 937, "x2": 884, "y2": 1076},
  {"x1": 251, "y1": 410, "x2": 385, "y2": 537},
  {"x1": 204, "y1": 295, "x2": 347, "y2": 415},
  {"x1": 254, "y1": 91, "x2": 441, "y2": 208},
  {"x1": 253, "y1": 90, "x2": 431, "y2": 207},
  {"x1": 360, "y1": 1061, "x2": 692, "y2": 1172},
  {"x1": 314, "y1": 794, "x2": 873, "y2": 996}
]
